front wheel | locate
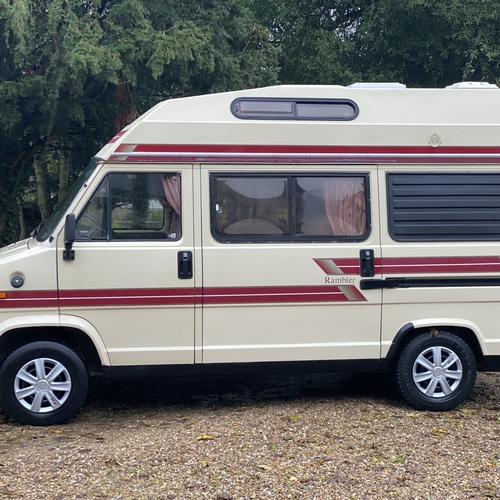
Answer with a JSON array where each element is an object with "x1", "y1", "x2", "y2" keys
[
  {"x1": 0, "y1": 341, "x2": 88, "y2": 425},
  {"x1": 395, "y1": 332, "x2": 477, "y2": 411}
]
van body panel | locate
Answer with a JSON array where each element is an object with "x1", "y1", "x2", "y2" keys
[
  {"x1": 378, "y1": 164, "x2": 500, "y2": 358},
  {"x1": 0, "y1": 238, "x2": 58, "y2": 317},
  {"x1": 59, "y1": 314, "x2": 110, "y2": 365},
  {"x1": 0, "y1": 315, "x2": 61, "y2": 336}
]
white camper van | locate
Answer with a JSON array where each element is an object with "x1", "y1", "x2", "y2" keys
[{"x1": 1, "y1": 82, "x2": 500, "y2": 425}]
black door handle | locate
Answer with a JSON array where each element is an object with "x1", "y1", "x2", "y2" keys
[
  {"x1": 360, "y1": 249, "x2": 375, "y2": 277},
  {"x1": 177, "y1": 251, "x2": 193, "y2": 279}
]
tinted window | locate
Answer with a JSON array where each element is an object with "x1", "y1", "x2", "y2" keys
[{"x1": 212, "y1": 174, "x2": 368, "y2": 242}]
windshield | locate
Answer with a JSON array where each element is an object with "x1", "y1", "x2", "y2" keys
[{"x1": 35, "y1": 158, "x2": 101, "y2": 242}]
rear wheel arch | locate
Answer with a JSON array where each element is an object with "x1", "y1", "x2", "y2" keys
[{"x1": 386, "y1": 323, "x2": 484, "y2": 369}]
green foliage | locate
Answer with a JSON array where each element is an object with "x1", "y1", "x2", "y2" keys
[
  {"x1": 254, "y1": 0, "x2": 363, "y2": 85},
  {"x1": 0, "y1": 0, "x2": 279, "y2": 245},
  {"x1": 255, "y1": 0, "x2": 500, "y2": 87},
  {"x1": 2, "y1": 0, "x2": 500, "y2": 245}
]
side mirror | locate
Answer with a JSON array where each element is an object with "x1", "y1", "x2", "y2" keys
[{"x1": 63, "y1": 213, "x2": 76, "y2": 261}]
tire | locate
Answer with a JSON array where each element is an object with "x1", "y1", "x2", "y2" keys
[
  {"x1": 0, "y1": 341, "x2": 88, "y2": 426},
  {"x1": 395, "y1": 332, "x2": 477, "y2": 411}
]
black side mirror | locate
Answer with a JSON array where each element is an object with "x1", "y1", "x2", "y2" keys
[{"x1": 63, "y1": 213, "x2": 76, "y2": 261}]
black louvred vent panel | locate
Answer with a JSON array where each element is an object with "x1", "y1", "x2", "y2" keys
[{"x1": 387, "y1": 173, "x2": 500, "y2": 241}]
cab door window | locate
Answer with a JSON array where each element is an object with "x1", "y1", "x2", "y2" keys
[{"x1": 76, "y1": 173, "x2": 181, "y2": 241}]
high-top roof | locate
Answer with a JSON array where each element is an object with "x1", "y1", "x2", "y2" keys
[{"x1": 97, "y1": 83, "x2": 500, "y2": 163}]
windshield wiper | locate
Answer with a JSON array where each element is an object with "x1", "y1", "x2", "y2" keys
[{"x1": 30, "y1": 221, "x2": 44, "y2": 238}]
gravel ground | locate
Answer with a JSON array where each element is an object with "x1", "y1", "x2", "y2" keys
[{"x1": 0, "y1": 371, "x2": 499, "y2": 500}]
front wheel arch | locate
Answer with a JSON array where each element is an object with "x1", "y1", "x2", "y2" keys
[{"x1": 0, "y1": 325, "x2": 104, "y2": 373}]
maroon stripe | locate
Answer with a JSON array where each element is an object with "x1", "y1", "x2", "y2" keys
[
  {"x1": 116, "y1": 156, "x2": 500, "y2": 165},
  {"x1": 107, "y1": 130, "x2": 127, "y2": 144},
  {"x1": 58, "y1": 286, "x2": 351, "y2": 307},
  {"x1": 314, "y1": 258, "x2": 383, "y2": 275},
  {"x1": 203, "y1": 285, "x2": 350, "y2": 304},
  {"x1": 315, "y1": 256, "x2": 500, "y2": 277},
  {"x1": 0, "y1": 290, "x2": 58, "y2": 309},
  {"x1": 381, "y1": 256, "x2": 500, "y2": 274},
  {"x1": 112, "y1": 144, "x2": 500, "y2": 164},
  {"x1": 1, "y1": 286, "x2": 354, "y2": 309},
  {"x1": 116, "y1": 144, "x2": 500, "y2": 155},
  {"x1": 59, "y1": 288, "x2": 198, "y2": 307}
]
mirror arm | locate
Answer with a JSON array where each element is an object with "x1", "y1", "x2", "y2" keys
[{"x1": 63, "y1": 213, "x2": 76, "y2": 261}]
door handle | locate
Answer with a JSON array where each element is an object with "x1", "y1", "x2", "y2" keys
[
  {"x1": 177, "y1": 251, "x2": 193, "y2": 279},
  {"x1": 359, "y1": 249, "x2": 375, "y2": 277}
]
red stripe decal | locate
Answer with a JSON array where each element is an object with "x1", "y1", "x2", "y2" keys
[
  {"x1": 314, "y1": 258, "x2": 383, "y2": 275},
  {"x1": 203, "y1": 285, "x2": 355, "y2": 304},
  {"x1": 381, "y1": 256, "x2": 500, "y2": 274},
  {"x1": 312, "y1": 259, "x2": 368, "y2": 301},
  {"x1": 107, "y1": 130, "x2": 128, "y2": 144},
  {"x1": 116, "y1": 144, "x2": 500, "y2": 155},
  {"x1": 0, "y1": 291, "x2": 58, "y2": 309},
  {"x1": 56, "y1": 286, "x2": 357, "y2": 308},
  {"x1": 315, "y1": 256, "x2": 500, "y2": 277},
  {"x1": 59, "y1": 288, "x2": 197, "y2": 307},
  {"x1": 111, "y1": 144, "x2": 500, "y2": 164}
]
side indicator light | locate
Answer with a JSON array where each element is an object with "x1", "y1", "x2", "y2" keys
[{"x1": 0, "y1": 293, "x2": 6, "y2": 299}]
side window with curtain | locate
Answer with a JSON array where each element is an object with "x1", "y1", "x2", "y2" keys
[
  {"x1": 296, "y1": 177, "x2": 367, "y2": 237},
  {"x1": 76, "y1": 172, "x2": 182, "y2": 241},
  {"x1": 211, "y1": 174, "x2": 368, "y2": 242}
]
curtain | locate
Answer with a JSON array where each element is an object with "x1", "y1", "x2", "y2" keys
[
  {"x1": 323, "y1": 178, "x2": 366, "y2": 236},
  {"x1": 162, "y1": 174, "x2": 181, "y2": 215}
]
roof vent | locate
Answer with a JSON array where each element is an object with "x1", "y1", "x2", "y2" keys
[
  {"x1": 348, "y1": 82, "x2": 406, "y2": 89},
  {"x1": 445, "y1": 81, "x2": 499, "y2": 89}
]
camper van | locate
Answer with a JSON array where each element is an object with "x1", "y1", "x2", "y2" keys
[{"x1": 1, "y1": 82, "x2": 500, "y2": 425}]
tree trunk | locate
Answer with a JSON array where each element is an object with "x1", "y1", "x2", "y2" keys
[
  {"x1": 18, "y1": 198, "x2": 26, "y2": 240},
  {"x1": 0, "y1": 212, "x2": 7, "y2": 247},
  {"x1": 0, "y1": 151, "x2": 31, "y2": 246},
  {"x1": 33, "y1": 153, "x2": 52, "y2": 221},
  {"x1": 58, "y1": 149, "x2": 71, "y2": 204}
]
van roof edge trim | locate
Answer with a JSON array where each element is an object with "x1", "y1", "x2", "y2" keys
[{"x1": 110, "y1": 151, "x2": 500, "y2": 160}]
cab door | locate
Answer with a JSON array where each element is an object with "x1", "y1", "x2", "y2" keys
[
  {"x1": 57, "y1": 165, "x2": 196, "y2": 366},
  {"x1": 201, "y1": 165, "x2": 382, "y2": 364}
]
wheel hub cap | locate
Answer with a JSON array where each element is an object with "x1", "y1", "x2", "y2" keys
[
  {"x1": 36, "y1": 380, "x2": 50, "y2": 391},
  {"x1": 14, "y1": 357, "x2": 72, "y2": 413},
  {"x1": 412, "y1": 346, "x2": 463, "y2": 399}
]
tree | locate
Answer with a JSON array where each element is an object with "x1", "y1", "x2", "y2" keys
[
  {"x1": 254, "y1": 0, "x2": 500, "y2": 87},
  {"x1": 254, "y1": 0, "x2": 362, "y2": 85},
  {"x1": 352, "y1": 0, "x2": 500, "y2": 86},
  {"x1": 0, "y1": 0, "x2": 279, "y2": 245}
]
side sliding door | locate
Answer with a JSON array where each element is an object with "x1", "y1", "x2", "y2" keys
[{"x1": 201, "y1": 164, "x2": 383, "y2": 364}]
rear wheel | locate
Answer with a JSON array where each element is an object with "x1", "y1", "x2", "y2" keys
[
  {"x1": 0, "y1": 341, "x2": 88, "y2": 425},
  {"x1": 395, "y1": 332, "x2": 476, "y2": 411}
]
